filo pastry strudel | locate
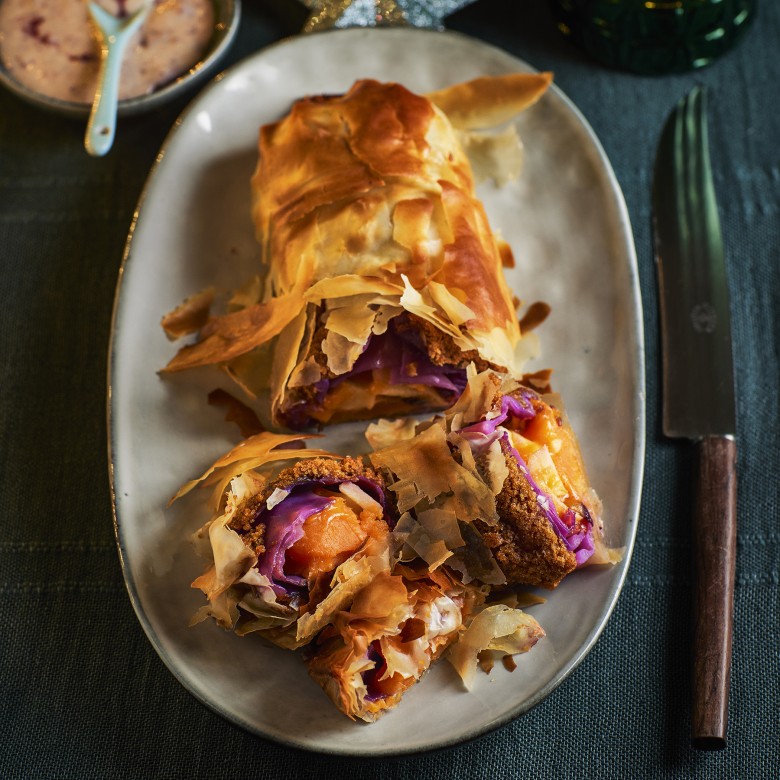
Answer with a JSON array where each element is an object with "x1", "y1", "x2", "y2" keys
[
  {"x1": 305, "y1": 562, "x2": 543, "y2": 722},
  {"x1": 161, "y1": 74, "x2": 552, "y2": 429},
  {"x1": 173, "y1": 432, "x2": 394, "y2": 649},
  {"x1": 367, "y1": 367, "x2": 621, "y2": 591},
  {"x1": 174, "y1": 431, "x2": 545, "y2": 720}
]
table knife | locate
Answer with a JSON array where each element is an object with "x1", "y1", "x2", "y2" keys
[{"x1": 652, "y1": 86, "x2": 737, "y2": 751}]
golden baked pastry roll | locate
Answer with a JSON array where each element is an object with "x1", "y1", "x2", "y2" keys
[
  {"x1": 163, "y1": 75, "x2": 552, "y2": 429},
  {"x1": 175, "y1": 430, "x2": 546, "y2": 719},
  {"x1": 304, "y1": 562, "x2": 543, "y2": 721},
  {"x1": 174, "y1": 433, "x2": 394, "y2": 649},
  {"x1": 367, "y1": 367, "x2": 619, "y2": 590}
]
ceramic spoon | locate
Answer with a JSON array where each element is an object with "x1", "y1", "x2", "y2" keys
[{"x1": 84, "y1": 2, "x2": 152, "y2": 157}]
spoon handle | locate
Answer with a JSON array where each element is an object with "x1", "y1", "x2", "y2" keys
[{"x1": 84, "y1": 4, "x2": 150, "y2": 157}]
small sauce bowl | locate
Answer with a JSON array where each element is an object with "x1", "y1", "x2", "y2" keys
[{"x1": 0, "y1": 0, "x2": 241, "y2": 117}]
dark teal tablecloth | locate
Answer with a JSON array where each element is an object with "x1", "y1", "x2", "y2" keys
[{"x1": 1, "y1": 1, "x2": 778, "y2": 777}]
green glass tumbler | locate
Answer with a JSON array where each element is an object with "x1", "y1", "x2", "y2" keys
[{"x1": 549, "y1": 0, "x2": 755, "y2": 75}]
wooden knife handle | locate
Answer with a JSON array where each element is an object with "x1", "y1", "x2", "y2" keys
[{"x1": 691, "y1": 435, "x2": 737, "y2": 750}]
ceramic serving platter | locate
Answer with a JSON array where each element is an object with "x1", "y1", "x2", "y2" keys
[{"x1": 108, "y1": 27, "x2": 645, "y2": 755}]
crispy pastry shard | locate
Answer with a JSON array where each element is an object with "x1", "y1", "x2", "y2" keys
[
  {"x1": 162, "y1": 76, "x2": 552, "y2": 429},
  {"x1": 160, "y1": 287, "x2": 216, "y2": 340},
  {"x1": 426, "y1": 72, "x2": 553, "y2": 130},
  {"x1": 447, "y1": 603, "x2": 545, "y2": 690}
]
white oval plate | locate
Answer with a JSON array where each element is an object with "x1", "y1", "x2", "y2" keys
[{"x1": 109, "y1": 27, "x2": 645, "y2": 756}]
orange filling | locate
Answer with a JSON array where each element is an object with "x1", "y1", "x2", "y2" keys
[
  {"x1": 522, "y1": 402, "x2": 590, "y2": 500},
  {"x1": 308, "y1": 371, "x2": 447, "y2": 425},
  {"x1": 285, "y1": 496, "x2": 368, "y2": 578}
]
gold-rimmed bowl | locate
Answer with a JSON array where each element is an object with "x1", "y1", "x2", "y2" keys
[{"x1": 0, "y1": 0, "x2": 240, "y2": 117}]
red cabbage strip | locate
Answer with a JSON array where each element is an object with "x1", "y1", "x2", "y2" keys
[
  {"x1": 361, "y1": 640, "x2": 389, "y2": 702},
  {"x1": 563, "y1": 507, "x2": 595, "y2": 565},
  {"x1": 349, "y1": 322, "x2": 467, "y2": 395},
  {"x1": 280, "y1": 316, "x2": 467, "y2": 428},
  {"x1": 499, "y1": 435, "x2": 594, "y2": 566},
  {"x1": 459, "y1": 391, "x2": 537, "y2": 449},
  {"x1": 256, "y1": 489, "x2": 335, "y2": 593}
]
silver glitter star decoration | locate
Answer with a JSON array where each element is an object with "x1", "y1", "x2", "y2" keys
[{"x1": 301, "y1": 0, "x2": 476, "y2": 32}]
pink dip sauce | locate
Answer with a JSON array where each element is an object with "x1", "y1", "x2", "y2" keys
[{"x1": 0, "y1": 0, "x2": 215, "y2": 103}]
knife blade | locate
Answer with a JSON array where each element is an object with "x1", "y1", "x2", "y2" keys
[{"x1": 652, "y1": 86, "x2": 738, "y2": 751}]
